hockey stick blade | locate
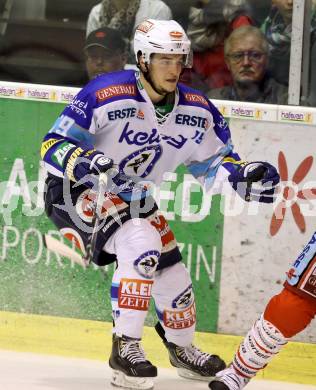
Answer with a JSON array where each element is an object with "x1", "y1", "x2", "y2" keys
[{"x1": 43, "y1": 234, "x2": 88, "y2": 268}]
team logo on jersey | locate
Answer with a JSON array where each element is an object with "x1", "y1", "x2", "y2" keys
[
  {"x1": 217, "y1": 118, "x2": 227, "y2": 129},
  {"x1": 119, "y1": 145, "x2": 162, "y2": 177},
  {"x1": 134, "y1": 250, "x2": 160, "y2": 279},
  {"x1": 75, "y1": 189, "x2": 107, "y2": 223},
  {"x1": 172, "y1": 284, "x2": 194, "y2": 309},
  {"x1": 76, "y1": 190, "x2": 127, "y2": 223}
]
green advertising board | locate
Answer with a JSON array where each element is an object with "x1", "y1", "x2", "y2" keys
[{"x1": 0, "y1": 97, "x2": 224, "y2": 332}]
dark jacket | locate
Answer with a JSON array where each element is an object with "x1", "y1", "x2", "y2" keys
[{"x1": 207, "y1": 75, "x2": 288, "y2": 104}]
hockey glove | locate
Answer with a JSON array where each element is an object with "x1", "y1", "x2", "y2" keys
[
  {"x1": 90, "y1": 157, "x2": 150, "y2": 202},
  {"x1": 72, "y1": 152, "x2": 114, "y2": 181},
  {"x1": 108, "y1": 170, "x2": 151, "y2": 202},
  {"x1": 89, "y1": 154, "x2": 114, "y2": 175},
  {"x1": 75, "y1": 153, "x2": 150, "y2": 202},
  {"x1": 229, "y1": 161, "x2": 280, "y2": 203}
]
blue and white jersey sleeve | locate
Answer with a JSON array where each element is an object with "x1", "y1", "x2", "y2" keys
[
  {"x1": 49, "y1": 85, "x2": 97, "y2": 144},
  {"x1": 184, "y1": 101, "x2": 243, "y2": 190},
  {"x1": 41, "y1": 82, "x2": 100, "y2": 180}
]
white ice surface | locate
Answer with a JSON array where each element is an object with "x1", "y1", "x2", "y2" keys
[{"x1": 0, "y1": 350, "x2": 315, "y2": 390}]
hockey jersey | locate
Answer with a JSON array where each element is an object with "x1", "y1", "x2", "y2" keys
[{"x1": 41, "y1": 70, "x2": 241, "y2": 189}]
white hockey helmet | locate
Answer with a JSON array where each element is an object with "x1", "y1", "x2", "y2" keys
[{"x1": 134, "y1": 19, "x2": 192, "y2": 68}]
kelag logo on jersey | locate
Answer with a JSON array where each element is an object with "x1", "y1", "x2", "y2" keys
[
  {"x1": 119, "y1": 145, "x2": 162, "y2": 177},
  {"x1": 118, "y1": 122, "x2": 187, "y2": 149}
]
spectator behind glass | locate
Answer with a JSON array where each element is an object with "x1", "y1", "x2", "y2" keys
[
  {"x1": 208, "y1": 26, "x2": 288, "y2": 103},
  {"x1": 163, "y1": 0, "x2": 197, "y2": 30},
  {"x1": 186, "y1": 0, "x2": 253, "y2": 93},
  {"x1": 261, "y1": 0, "x2": 293, "y2": 86},
  {"x1": 86, "y1": 0, "x2": 172, "y2": 61},
  {"x1": 246, "y1": 0, "x2": 271, "y2": 26},
  {"x1": 84, "y1": 27, "x2": 127, "y2": 81}
]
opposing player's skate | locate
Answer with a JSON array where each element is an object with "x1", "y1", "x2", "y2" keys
[
  {"x1": 109, "y1": 334, "x2": 157, "y2": 389},
  {"x1": 208, "y1": 366, "x2": 249, "y2": 390},
  {"x1": 155, "y1": 322, "x2": 226, "y2": 381}
]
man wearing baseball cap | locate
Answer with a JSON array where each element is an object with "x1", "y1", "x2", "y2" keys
[{"x1": 84, "y1": 27, "x2": 127, "y2": 80}]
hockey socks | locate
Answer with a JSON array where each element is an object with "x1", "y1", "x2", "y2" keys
[
  {"x1": 210, "y1": 288, "x2": 316, "y2": 390},
  {"x1": 232, "y1": 314, "x2": 288, "y2": 379},
  {"x1": 209, "y1": 315, "x2": 288, "y2": 390}
]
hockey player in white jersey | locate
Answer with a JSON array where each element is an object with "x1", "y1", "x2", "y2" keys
[{"x1": 41, "y1": 19, "x2": 280, "y2": 389}]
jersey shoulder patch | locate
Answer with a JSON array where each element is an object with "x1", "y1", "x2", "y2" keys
[
  {"x1": 178, "y1": 83, "x2": 210, "y2": 110},
  {"x1": 86, "y1": 70, "x2": 145, "y2": 106}
]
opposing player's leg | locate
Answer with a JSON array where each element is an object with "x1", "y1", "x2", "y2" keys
[
  {"x1": 209, "y1": 230, "x2": 316, "y2": 390},
  {"x1": 152, "y1": 262, "x2": 226, "y2": 381},
  {"x1": 104, "y1": 218, "x2": 162, "y2": 389},
  {"x1": 209, "y1": 288, "x2": 316, "y2": 390}
]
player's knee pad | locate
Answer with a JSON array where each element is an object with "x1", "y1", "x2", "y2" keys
[
  {"x1": 110, "y1": 219, "x2": 162, "y2": 331},
  {"x1": 155, "y1": 281, "x2": 196, "y2": 346},
  {"x1": 233, "y1": 314, "x2": 287, "y2": 378},
  {"x1": 107, "y1": 218, "x2": 162, "y2": 277},
  {"x1": 264, "y1": 288, "x2": 316, "y2": 337},
  {"x1": 116, "y1": 218, "x2": 162, "y2": 257}
]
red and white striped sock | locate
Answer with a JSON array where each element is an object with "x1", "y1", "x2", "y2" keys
[{"x1": 232, "y1": 314, "x2": 288, "y2": 380}]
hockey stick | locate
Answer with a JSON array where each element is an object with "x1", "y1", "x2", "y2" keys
[
  {"x1": 43, "y1": 234, "x2": 87, "y2": 268},
  {"x1": 44, "y1": 171, "x2": 110, "y2": 268},
  {"x1": 83, "y1": 171, "x2": 109, "y2": 264}
]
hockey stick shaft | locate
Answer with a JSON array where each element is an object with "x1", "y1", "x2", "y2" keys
[
  {"x1": 43, "y1": 234, "x2": 87, "y2": 268},
  {"x1": 83, "y1": 171, "x2": 109, "y2": 264}
]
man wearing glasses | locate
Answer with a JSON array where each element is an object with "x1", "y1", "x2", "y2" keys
[{"x1": 208, "y1": 26, "x2": 288, "y2": 104}]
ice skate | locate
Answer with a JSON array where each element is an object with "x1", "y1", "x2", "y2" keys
[
  {"x1": 155, "y1": 321, "x2": 225, "y2": 381},
  {"x1": 109, "y1": 334, "x2": 157, "y2": 390},
  {"x1": 166, "y1": 341, "x2": 226, "y2": 381},
  {"x1": 208, "y1": 366, "x2": 250, "y2": 390}
]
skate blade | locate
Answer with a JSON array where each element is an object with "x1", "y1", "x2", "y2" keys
[
  {"x1": 177, "y1": 367, "x2": 216, "y2": 382},
  {"x1": 111, "y1": 369, "x2": 155, "y2": 390}
]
